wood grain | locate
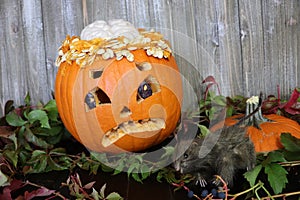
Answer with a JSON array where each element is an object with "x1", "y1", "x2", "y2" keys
[{"x1": 0, "y1": 0, "x2": 299, "y2": 115}]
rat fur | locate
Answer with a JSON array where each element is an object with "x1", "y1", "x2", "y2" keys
[{"x1": 173, "y1": 124, "x2": 256, "y2": 187}]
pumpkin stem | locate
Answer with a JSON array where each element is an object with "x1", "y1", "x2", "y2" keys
[{"x1": 237, "y1": 93, "x2": 271, "y2": 129}]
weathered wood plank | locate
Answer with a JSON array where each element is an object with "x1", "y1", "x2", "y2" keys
[
  {"x1": 215, "y1": 0, "x2": 243, "y2": 96},
  {"x1": 21, "y1": 0, "x2": 50, "y2": 104},
  {"x1": 261, "y1": 0, "x2": 300, "y2": 98},
  {"x1": 238, "y1": 0, "x2": 265, "y2": 97},
  {"x1": 192, "y1": 0, "x2": 224, "y2": 97},
  {"x1": 0, "y1": 0, "x2": 28, "y2": 115},
  {"x1": 163, "y1": 0, "x2": 201, "y2": 108},
  {"x1": 84, "y1": 0, "x2": 128, "y2": 23},
  {"x1": 41, "y1": 0, "x2": 84, "y2": 95}
]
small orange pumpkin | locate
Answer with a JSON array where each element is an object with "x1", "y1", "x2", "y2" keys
[
  {"x1": 224, "y1": 96, "x2": 300, "y2": 153},
  {"x1": 55, "y1": 32, "x2": 182, "y2": 153}
]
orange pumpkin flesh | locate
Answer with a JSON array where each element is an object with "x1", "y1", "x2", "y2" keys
[
  {"x1": 224, "y1": 112, "x2": 300, "y2": 153},
  {"x1": 55, "y1": 48, "x2": 182, "y2": 153}
]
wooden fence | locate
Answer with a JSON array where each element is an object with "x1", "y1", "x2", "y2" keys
[{"x1": 1, "y1": 0, "x2": 299, "y2": 115}]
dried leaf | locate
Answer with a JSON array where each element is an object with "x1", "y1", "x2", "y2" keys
[
  {"x1": 4, "y1": 100, "x2": 14, "y2": 115},
  {"x1": 83, "y1": 181, "x2": 95, "y2": 189},
  {"x1": 0, "y1": 126, "x2": 14, "y2": 137},
  {"x1": 280, "y1": 88, "x2": 300, "y2": 114}
]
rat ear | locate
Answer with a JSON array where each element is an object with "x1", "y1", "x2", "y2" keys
[{"x1": 190, "y1": 140, "x2": 200, "y2": 149}]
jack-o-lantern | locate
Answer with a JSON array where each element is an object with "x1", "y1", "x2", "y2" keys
[{"x1": 55, "y1": 20, "x2": 182, "y2": 153}]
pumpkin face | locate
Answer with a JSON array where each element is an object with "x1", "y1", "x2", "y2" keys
[{"x1": 55, "y1": 47, "x2": 182, "y2": 153}]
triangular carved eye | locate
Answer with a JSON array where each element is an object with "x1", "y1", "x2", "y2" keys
[
  {"x1": 85, "y1": 87, "x2": 111, "y2": 111},
  {"x1": 135, "y1": 62, "x2": 152, "y2": 71},
  {"x1": 89, "y1": 69, "x2": 103, "y2": 79},
  {"x1": 136, "y1": 75, "x2": 161, "y2": 103},
  {"x1": 138, "y1": 81, "x2": 152, "y2": 99}
]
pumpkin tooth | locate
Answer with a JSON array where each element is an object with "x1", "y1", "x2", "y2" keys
[{"x1": 102, "y1": 118, "x2": 166, "y2": 147}]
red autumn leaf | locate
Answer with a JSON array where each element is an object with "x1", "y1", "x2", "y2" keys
[
  {"x1": 0, "y1": 180, "x2": 24, "y2": 200},
  {"x1": 202, "y1": 76, "x2": 221, "y2": 100},
  {"x1": 0, "y1": 126, "x2": 14, "y2": 137},
  {"x1": 23, "y1": 187, "x2": 55, "y2": 200},
  {"x1": 280, "y1": 88, "x2": 300, "y2": 114},
  {"x1": 202, "y1": 75, "x2": 217, "y2": 84},
  {"x1": 83, "y1": 181, "x2": 96, "y2": 189}
]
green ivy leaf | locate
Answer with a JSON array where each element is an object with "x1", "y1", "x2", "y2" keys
[
  {"x1": 140, "y1": 165, "x2": 150, "y2": 180},
  {"x1": 35, "y1": 126, "x2": 62, "y2": 137},
  {"x1": 264, "y1": 163, "x2": 288, "y2": 194},
  {"x1": 101, "y1": 164, "x2": 114, "y2": 173},
  {"x1": 161, "y1": 146, "x2": 174, "y2": 159},
  {"x1": 106, "y1": 192, "x2": 123, "y2": 200},
  {"x1": 131, "y1": 171, "x2": 143, "y2": 183},
  {"x1": 0, "y1": 170, "x2": 9, "y2": 187},
  {"x1": 27, "y1": 110, "x2": 50, "y2": 129},
  {"x1": 99, "y1": 183, "x2": 106, "y2": 199},
  {"x1": 283, "y1": 151, "x2": 300, "y2": 161},
  {"x1": 24, "y1": 93, "x2": 31, "y2": 105},
  {"x1": 243, "y1": 164, "x2": 262, "y2": 187},
  {"x1": 49, "y1": 148, "x2": 66, "y2": 155},
  {"x1": 44, "y1": 100, "x2": 57, "y2": 111},
  {"x1": 113, "y1": 163, "x2": 124, "y2": 175},
  {"x1": 91, "y1": 151, "x2": 108, "y2": 163},
  {"x1": 91, "y1": 188, "x2": 100, "y2": 200},
  {"x1": 90, "y1": 163, "x2": 100, "y2": 175},
  {"x1": 44, "y1": 100, "x2": 59, "y2": 122},
  {"x1": 8, "y1": 133, "x2": 18, "y2": 150},
  {"x1": 212, "y1": 95, "x2": 226, "y2": 106},
  {"x1": 134, "y1": 154, "x2": 144, "y2": 163},
  {"x1": 197, "y1": 124, "x2": 210, "y2": 136},
  {"x1": 6, "y1": 111, "x2": 27, "y2": 127},
  {"x1": 47, "y1": 156, "x2": 68, "y2": 171},
  {"x1": 263, "y1": 151, "x2": 286, "y2": 165},
  {"x1": 226, "y1": 106, "x2": 234, "y2": 117},
  {"x1": 28, "y1": 154, "x2": 48, "y2": 173},
  {"x1": 281, "y1": 133, "x2": 300, "y2": 152},
  {"x1": 127, "y1": 163, "x2": 139, "y2": 177},
  {"x1": 24, "y1": 127, "x2": 52, "y2": 149},
  {"x1": 3, "y1": 149, "x2": 18, "y2": 168}
]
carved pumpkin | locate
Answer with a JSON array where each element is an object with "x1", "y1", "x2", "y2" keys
[
  {"x1": 224, "y1": 96, "x2": 300, "y2": 153},
  {"x1": 55, "y1": 21, "x2": 182, "y2": 153}
]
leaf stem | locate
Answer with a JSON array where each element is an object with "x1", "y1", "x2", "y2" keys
[
  {"x1": 25, "y1": 180, "x2": 67, "y2": 199},
  {"x1": 252, "y1": 191, "x2": 300, "y2": 200},
  {"x1": 228, "y1": 181, "x2": 272, "y2": 200},
  {"x1": 279, "y1": 160, "x2": 300, "y2": 167}
]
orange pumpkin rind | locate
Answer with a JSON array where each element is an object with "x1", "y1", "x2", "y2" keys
[{"x1": 224, "y1": 96, "x2": 300, "y2": 153}]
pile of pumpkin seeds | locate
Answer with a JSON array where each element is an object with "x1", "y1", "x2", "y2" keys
[{"x1": 55, "y1": 29, "x2": 172, "y2": 67}]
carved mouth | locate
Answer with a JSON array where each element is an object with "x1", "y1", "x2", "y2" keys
[{"x1": 102, "y1": 118, "x2": 165, "y2": 147}]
